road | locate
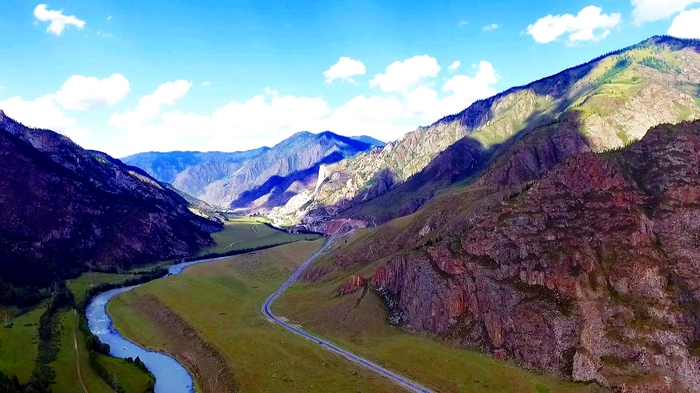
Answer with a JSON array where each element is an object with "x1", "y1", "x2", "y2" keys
[{"x1": 261, "y1": 237, "x2": 434, "y2": 393}]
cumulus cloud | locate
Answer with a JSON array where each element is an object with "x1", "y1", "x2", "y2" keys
[
  {"x1": 370, "y1": 55, "x2": 441, "y2": 93},
  {"x1": 0, "y1": 94, "x2": 87, "y2": 142},
  {"x1": 668, "y1": 8, "x2": 700, "y2": 38},
  {"x1": 108, "y1": 80, "x2": 191, "y2": 130},
  {"x1": 324, "y1": 57, "x2": 366, "y2": 84},
  {"x1": 55, "y1": 74, "x2": 130, "y2": 111},
  {"x1": 632, "y1": 0, "x2": 700, "y2": 24},
  {"x1": 406, "y1": 61, "x2": 499, "y2": 121},
  {"x1": 527, "y1": 6, "x2": 621, "y2": 44},
  {"x1": 484, "y1": 23, "x2": 499, "y2": 31},
  {"x1": 448, "y1": 61, "x2": 461, "y2": 71},
  {"x1": 105, "y1": 56, "x2": 500, "y2": 156},
  {"x1": 34, "y1": 4, "x2": 85, "y2": 35}
]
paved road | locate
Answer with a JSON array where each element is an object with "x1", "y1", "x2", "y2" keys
[{"x1": 261, "y1": 237, "x2": 434, "y2": 393}]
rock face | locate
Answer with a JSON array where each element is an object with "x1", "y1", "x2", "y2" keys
[
  {"x1": 125, "y1": 132, "x2": 382, "y2": 212},
  {"x1": 358, "y1": 121, "x2": 700, "y2": 392},
  {"x1": 339, "y1": 275, "x2": 367, "y2": 296},
  {"x1": 272, "y1": 36, "x2": 700, "y2": 232},
  {"x1": 0, "y1": 112, "x2": 221, "y2": 288}
]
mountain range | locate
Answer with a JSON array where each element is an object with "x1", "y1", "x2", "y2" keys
[
  {"x1": 269, "y1": 36, "x2": 700, "y2": 233},
  {"x1": 288, "y1": 36, "x2": 700, "y2": 392},
  {"x1": 122, "y1": 132, "x2": 384, "y2": 214}
]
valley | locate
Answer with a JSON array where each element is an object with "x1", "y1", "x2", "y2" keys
[{"x1": 2, "y1": 29, "x2": 700, "y2": 393}]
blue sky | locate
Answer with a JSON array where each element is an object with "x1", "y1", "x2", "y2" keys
[{"x1": 1, "y1": 0, "x2": 698, "y2": 157}]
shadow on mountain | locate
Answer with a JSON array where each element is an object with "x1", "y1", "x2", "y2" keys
[
  {"x1": 333, "y1": 110, "x2": 589, "y2": 226},
  {"x1": 230, "y1": 151, "x2": 348, "y2": 211}
]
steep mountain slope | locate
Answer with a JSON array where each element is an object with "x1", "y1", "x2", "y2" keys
[
  {"x1": 0, "y1": 111, "x2": 221, "y2": 294},
  {"x1": 272, "y1": 36, "x2": 700, "y2": 232},
  {"x1": 122, "y1": 148, "x2": 269, "y2": 185},
  {"x1": 298, "y1": 120, "x2": 700, "y2": 392}
]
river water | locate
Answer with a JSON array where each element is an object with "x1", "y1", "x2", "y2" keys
[{"x1": 85, "y1": 257, "x2": 227, "y2": 393}]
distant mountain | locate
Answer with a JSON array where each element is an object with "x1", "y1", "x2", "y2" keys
[
  {"x1": 125, "y1": 132, "x2": 376, "y2": 212},
  {"x1": 0, "y1": 111, "x2": 221, "y2": 303},
  {"x1": 122, "y1": 148, "x2": 270, "y2": 184},
  {"x1": 271, "y1": 36, "x2": 700, "y2": 232}
]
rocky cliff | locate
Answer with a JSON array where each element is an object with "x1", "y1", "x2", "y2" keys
[
  {"x1": 0, "y1": 111, "x2": 221, "y2": 289},
  {"x1": 272, "y1": 36, "x2": 700, "y2": 232},
  {"x1": 310, "y1": 120, "x2": 700, "y2": 392}
]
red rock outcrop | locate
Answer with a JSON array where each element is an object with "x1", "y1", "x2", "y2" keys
[
  {"x1": 339, "y1": 275, "x2": 367, "y2": 296},
  {"x1": 366, "y1": 121, "x2": 700, "y2": 391}
]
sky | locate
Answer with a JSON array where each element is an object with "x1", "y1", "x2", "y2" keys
[{"x1": 1, "y1": 0, "x2": 699, "y2": 158}]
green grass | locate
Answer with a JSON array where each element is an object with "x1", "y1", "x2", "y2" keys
[
  {"x1": 0, "y1": 306, "x2": 43, "y2": 383},
  {"x1": 50, "y1": 310, "x2": 153, "y2": 393},
  {"x1": 108, "y1": 240, "x2": 402, "y2": 392},
  {"x1": 202, "y1": 216, "x2": 322, "y2": 255},
  {"x1": 66, "y1": 272, "x2": 134, "y2": 300},
  {"x1": 97, "y1": 354, "x2": 155, "y2": 393},
  {"x1": 51, "y1": 310, "x2": 112, "y2": 393},
  {"x1": 275, "y1": 277, "x2": 604, "y2": 393}
]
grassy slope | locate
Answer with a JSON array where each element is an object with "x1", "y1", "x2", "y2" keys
[
  {"x1": 108, "y1": 240, "x2": 402, "y2": 392},
  {"x1": 0, "y1": 306, "x2": 43, "y2": 383},
  {"x1": 275, "y1": 278, "x2": 603, "y2": 393},
  {"x1": 202, "y1": 216, "x2": 322, "y2": 255}
]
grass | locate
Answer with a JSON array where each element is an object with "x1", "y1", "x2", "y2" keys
[
  {"x1": 274, "y1": 278, "x2": 604, "y2": 393},
  {"x1": 51, "y1": 310, "x2": 154, "y2": 393},
  {"x1": 0, "y1": 306, "x2": 43, "y2": 383},
  {"x1": 66, "y1": 272, "x2": 134, "y2": 300},
  {"x1": 202, "y1": 216, "x2": 322, "y2": 255},
  {"x1": 51, "y1": 310, "x2": 112, "y2": 393},
  {"x1": 107, "y1": 240, "x2": 402, "y2": 392},
  {"x1": 97, "y1": 353, "x2": 156, "y2": 393}
]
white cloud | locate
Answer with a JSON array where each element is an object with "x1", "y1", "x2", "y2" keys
[
  {"x1": 0, "y1": 94, "x2": 87, "y2": 142},
  {"x1": 370, "y1": 55, "x2": 441, "y2": 93},
  {"x1": 202, "y1": 81, "x2": 211, "y2": 87},
  {"x1": 108, "y1": 80, "x2": 191, "y2": 130},
  {"x1": 55, "y1": 74, "x2": 130, "y2": 111},
  {"x1": 34, "y1": 4, "x2": 85, "y2": 35},
  {"x1": 668, "y1": 8, "x2": 700, "y2": 38},
  {"x1": 459, "y1": 20, "x2": 468, "y2": 26},
  {"x1": 448, "y1": 61, "x2": 461, "y2": 71},
  {"x1": 323, "y1": 57, "x2": 366, "y2": 84},
  {"x1": 632, "y1": 0, "x2": 700, "y2": 24},
  {"x1": 104, "y1": 57, "x2": 499, "y2": 156},
  {"x1": 405, "y1": 61, "x2": 499, "y2": 121},
  {"x1": 526, "y1": 6, "x2": 621, "y2": 44},
  {"x1": 484, "y1": 23, "x2": 499, "y2": 31}
]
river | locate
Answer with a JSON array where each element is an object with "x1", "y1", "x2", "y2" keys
[{"x1": 85, "y1": 257, "x2": 227, "y2": 393}]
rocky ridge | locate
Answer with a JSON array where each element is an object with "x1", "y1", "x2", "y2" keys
[{"x1": 271, "y1": 36, "x2": 700, "y2": 233}]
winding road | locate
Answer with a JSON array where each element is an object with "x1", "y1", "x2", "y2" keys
[{"x1": 262, "y1": 237, "x2": 434, "y2": 393}]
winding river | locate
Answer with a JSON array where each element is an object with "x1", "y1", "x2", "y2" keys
[{"x1": 86, "y1": 257, "x2": 227, "y2": 393}]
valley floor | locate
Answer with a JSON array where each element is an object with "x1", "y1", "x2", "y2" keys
[{"x1": 107, "y1": 238, "x2": 605, "y2": 393}]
